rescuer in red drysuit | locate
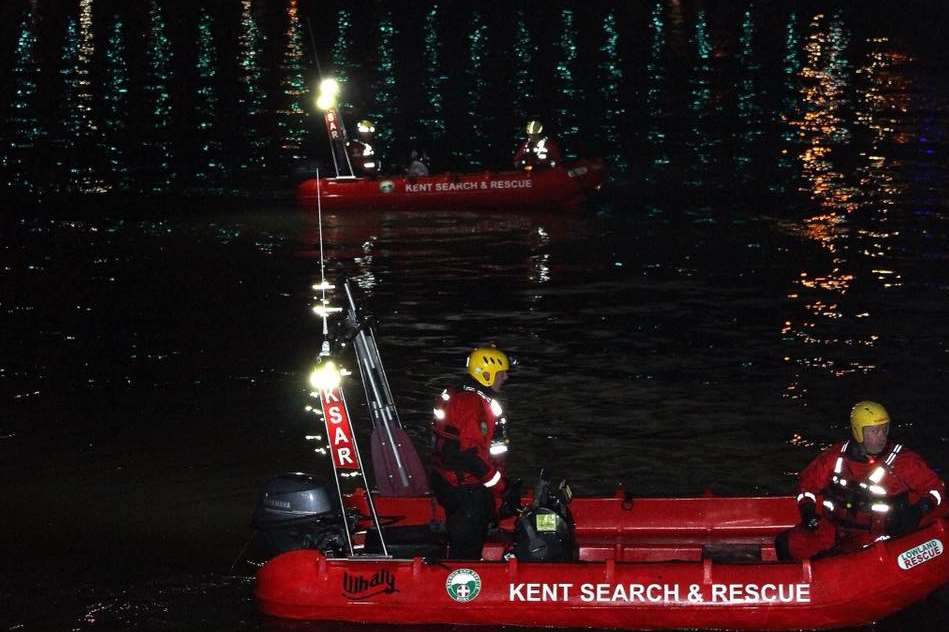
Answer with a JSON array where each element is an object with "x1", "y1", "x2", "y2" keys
[
  {"x1": 346, "y1": 119, "x2": 380, "y2": 177},
  {"x1": 513, "y1": 120, "x2": 562, "y2": 171},
  {"x1": 776, "y1": 401, "x2": 945, "y2": 560},
  {"x1": 431, "y1": 346, "x2": 515, "y2": 559}
]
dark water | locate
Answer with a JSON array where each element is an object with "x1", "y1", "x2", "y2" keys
[{"x1": 4, "y1": 3, "x2": 949, "y2": 632}]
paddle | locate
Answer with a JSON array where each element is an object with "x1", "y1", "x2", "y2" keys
[{"x1": 343, "y1": 280, "x2": 430, "y2": 496}]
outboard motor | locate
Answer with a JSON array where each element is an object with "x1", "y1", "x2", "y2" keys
[
  {"x1": 513, "y1": 474, "x2": 575, "y2": 562},
  {"x1": 251, "y1": 473, "x2": 349, "y2": 560}
]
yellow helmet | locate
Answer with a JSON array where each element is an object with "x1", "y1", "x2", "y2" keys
[
  {"x1": 357, "y1": 120, "x2": 375, "y2": 134},
  {"x1": 850, "y1": 401, "x2": 890, "y2": 443},
  {"x1": 526, "y1": 120, "x2": 543, "y2": 135},
  {"x1": 466, "y1": 346, "x2": 510, "y2": 388}
]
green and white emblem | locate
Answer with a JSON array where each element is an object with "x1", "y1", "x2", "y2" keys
[
  {"x1": 379, "y1": 179, "x2": 395, "y2": 193},
  {"x1": 445, "y1": 568, "x2": 481, "y2": 603}
]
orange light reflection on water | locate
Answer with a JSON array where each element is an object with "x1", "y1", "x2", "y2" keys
[{"x1": 781, "y1": 14, "x2": 913, "y2": 415}]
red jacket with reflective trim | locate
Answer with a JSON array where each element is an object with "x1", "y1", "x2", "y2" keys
[
  {"x1": 797, "y1": 440, "x2": 944, "y2": 527},
  {"x1": 431, "y1": 384, "x2": 501, "y2": 488},
  {"x1": 346, "y1": 140, "x2": 378, "y2": 176},
  {"x1": 513, "y1": 137, "x2": 562, "y2": 169}
]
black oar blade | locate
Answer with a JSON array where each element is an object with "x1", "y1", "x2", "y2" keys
[{"x1": 370, "y1": 426, "x2": 430, "y2": 497}]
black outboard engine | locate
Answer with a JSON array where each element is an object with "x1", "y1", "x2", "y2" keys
[
  {"x1": 513, "y1": 473, "x2": 575, "y2": 562},
  {"x1": 252, "y1": 473, "x2": 349, "y2": 560}
]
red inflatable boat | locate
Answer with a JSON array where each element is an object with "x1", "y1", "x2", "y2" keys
[
  {"x1": 256, "y1": 488, "x2": 949, "y2": 630},
  {"x1": 295, "y1": 158, "x2": 607, "y2": 212}
]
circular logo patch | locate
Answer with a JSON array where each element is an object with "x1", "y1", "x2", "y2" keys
[
  {"x1": 379, "y1": 179, "x2": 395, "y2": 193},
  {"x1": 445, "y1": 568, "x2": 481, "y2": 603}
]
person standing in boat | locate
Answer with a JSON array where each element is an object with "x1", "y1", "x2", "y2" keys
[
  {"x1": 346, "y1": 119, "x2": 380, "y2": 177},
  {"x1": 777, "y1": 401, "x2": 945, "y2": 560},
  {"x1": 431, "y1": 346, "x2": 514, "y2": 559},
  {"x1": 513, "y1": 120, "x2": 562, "y2": 171}
]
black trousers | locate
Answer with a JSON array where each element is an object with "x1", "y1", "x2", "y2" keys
[{"x1": 431, "y1": 472, "x2": 494, "y2": 560}]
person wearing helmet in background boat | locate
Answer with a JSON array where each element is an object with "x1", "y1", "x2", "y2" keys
[
  {"x1": 431, "y1": 346, "x2": 520, "y2": 559},
  {"x1": 346, "y1": 119, "x2": 379, "y2": 177},
  {"x1": 776, "y1": 401, "x2": 945, "y2": 561},
  {"x1": 513, "y1": 120, "x2": 562, "y2": 171}
]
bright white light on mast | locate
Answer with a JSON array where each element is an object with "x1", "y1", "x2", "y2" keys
[
  {"x1": 315, "y1": 77, "x2": 340, "y2": 111},
  {"x1": 308, "y1": 360, "x2": 341, "y2": 391},
  {"x1": 319, "y1": 77, "x2": 340, "y2": 96}
]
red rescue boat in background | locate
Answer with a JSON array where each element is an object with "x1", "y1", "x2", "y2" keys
[
  {"x1": 295, "y1": 158, "x2": 607, "y2": 212},
  {"x1": 256, "y1": 488, "x2": 949, "y2": 630}
]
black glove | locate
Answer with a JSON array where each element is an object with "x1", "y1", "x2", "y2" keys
[
  {"x1": 887, "y1": 498, "x2": 931, "y2": 537},
  {"x1": 799, "y1": 501, "x2": 821, "y2": 531},
  {"x1": 498, "y1": 479, "x2": 524, "y2": 518}
]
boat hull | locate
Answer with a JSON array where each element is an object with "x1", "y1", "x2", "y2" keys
[
  {"x1": 256, "y1": 494, "x2": 949, "y2": 630},
  {"x1": 295, "y1": 158, "x2": 607, "y2": 212}
]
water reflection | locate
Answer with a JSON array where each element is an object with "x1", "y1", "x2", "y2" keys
[
  {"x1": 277, "y1": 0, "x2": 308, "y2": 166},
  {"x1": 453, "y1": 10, "x2": 489, "y2": 168},
  {"x1": 237, "y1": 0, "x2": 264, "y2": 175},
  {"x1": 554, "y1": 8, "x2": 580, "y2": 158},
  {"x1": 597, "y1": 10, "x2": 627, "y2": 174},
  {"x1": 5, "y1": 5, "x2": 44, "y2": 195},
  {"x1": 77, "y1": 0, "x2": 102, "y2": 192},
  {"x1": 646, "y1": 0, "x2": 669, "y2": 178},
  {"x1": 56, "y1": 9, "x2": 100, "y2": 193},
  {"x1": 783, "y1": 13, "x2": 913, "y2": 408},
  {"x1": 527, "y1": 225, "x2": 551, "y2": 287},
  {"x1": 102, "y1": 16, "x2": 129, "y2": 191},
  {"x1": 853, "y1": 37, "x2": 911, "y2": 290},
  {"x1": 512, "y1": 11, "x2": 537, "y2": 140},
  {"x1": 329, "y1": 6, "x2": 357, "y2": 116},
  {"x1": 3, "y1": 1, "x2": 941, "y2": 201},
  {"x1": 194, "y1": 9, "x2": 227, "y2": 188},
  {"x1": 783, "y1": 13, "x2": 858, "y2": 402},
  {"x1": 773, "y1": 10, "x2": 802, "y2": 195},
  {"x1": 370, "y1": 6, "x2": 397, "y2": 162},
  {"x1": 735, "y1": 7, "x2": 764, "y2": 180},
  {"x1": 420, "y1": 4, "x2": 447, "y2": 151},
  {"x1": 686, "y1": 9, "x2": 716, "y2": 188}
]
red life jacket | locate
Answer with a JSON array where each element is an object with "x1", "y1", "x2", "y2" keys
[
  {"x1": 346, "y1": 140, "x2": 378, "y2": 176},
  {"x1": 513, "y1": 136, "x2": 562, "y2": 170},
  {"x1": 431, "y1": 384, "x2": 506, "y2": 488},
  {"x1": 819, "y1": 442, "x2": 911, "y2": 533}
]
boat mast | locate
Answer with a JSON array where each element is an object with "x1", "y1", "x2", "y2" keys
[
  {"x1": 308, "y1": 171, "x2": 388, "y2": 557},
  {"x1": 307, "y1": 19, "x2": 355, "y2": 179}
]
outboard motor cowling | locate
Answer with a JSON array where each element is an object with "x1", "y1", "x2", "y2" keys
[{"x1": 252, "y1": 473, "x2": 348, "y2": 560}]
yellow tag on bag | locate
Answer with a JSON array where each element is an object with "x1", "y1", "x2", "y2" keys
[{"x1": 536, "y1": 513, "x2": 557, "y2": 532}]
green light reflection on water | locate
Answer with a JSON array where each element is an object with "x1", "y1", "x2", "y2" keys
[
  {"x1": 597, "y1": 10, "x2": 627, "y2": 173},
  {"x1": 646, "y1": 0, "x2": 669, "y2": 172},
  {"x1": 554, "y1": 8, "x2": 579, "y2": 159}
]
